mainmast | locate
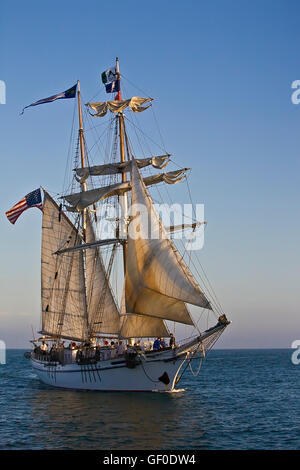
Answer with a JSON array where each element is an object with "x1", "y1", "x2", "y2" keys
[
  {"x1": 77, "y1": 80, "x2": 87, "y2": 240},
  {"x1": 116, "y1": 57, "x2": 128, "y2": 272}
]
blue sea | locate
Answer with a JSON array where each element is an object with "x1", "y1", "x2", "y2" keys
[{"x1": 0, "y1": 349, "x2": 299, "y2": 450}]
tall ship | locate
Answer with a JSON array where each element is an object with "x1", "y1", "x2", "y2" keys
[{"x1": 14, "y1": 58, "x2": 230, "y2": 391}]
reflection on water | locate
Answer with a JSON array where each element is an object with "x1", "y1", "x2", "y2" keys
[
  {"x1": 29, "y1": 386, "x2": 193, "y2": 449},
  {"x1": 1, "y1": 349, "x2": 299, "y2": 449},
  {"x1": 1, "y1": 351, "x2": 208, "y2": 449}
]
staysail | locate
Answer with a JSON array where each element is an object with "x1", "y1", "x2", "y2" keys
[
  {"x1": 124, "y1": 158, "x2": 212, "y2": 326},
  {"x1": 120, "y1": 314, "x2": 170, "y2": 339},
  {"x1": 41, "y1": 191, "x2": 88, "y2": 341}
]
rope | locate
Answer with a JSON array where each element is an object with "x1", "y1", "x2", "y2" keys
[
  {"x1": 175, "y1": 343, "x2": 204, "y2": 385},
  {"x1": 189, "y1": 356, "x2": 203, "y2": 377},
  {"x1": 140, "y1": 356, "x2": 160, "y2": 383}
]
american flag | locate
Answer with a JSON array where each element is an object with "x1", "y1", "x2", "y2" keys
[{"x1": 6, "y1": 188, "x2": 43, "y2": 224}]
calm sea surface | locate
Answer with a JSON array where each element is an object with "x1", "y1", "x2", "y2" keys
[{"x1": 0, "y1": 349, "x2": 299, "y2": 450}]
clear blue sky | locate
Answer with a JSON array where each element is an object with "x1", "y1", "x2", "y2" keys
[{"x1": 1, "y1": 0, "x2": 299, "y2": 348}]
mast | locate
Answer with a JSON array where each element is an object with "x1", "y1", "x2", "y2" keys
[
  {"x1": 77, "y1": 80, "x2": 87, "y2": 240},
  {"x1": 116, "y1": 57, "x2": 128, "y2": 272}
]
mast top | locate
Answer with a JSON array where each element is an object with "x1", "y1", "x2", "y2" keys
[{"x1": 115, "y1": 57, "x2": 122, "y2": 101}]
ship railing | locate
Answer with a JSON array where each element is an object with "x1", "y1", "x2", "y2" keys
[{"x1": 32, "y1": 350, "x2": 60, "y2": 364}]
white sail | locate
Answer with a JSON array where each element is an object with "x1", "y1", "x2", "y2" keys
[
  {"x1": 41, "y1": 192, "x2": 88, "y2": 341},
  {"x1": 75, "y1": 155, "x2": 170, "y2": 181},
  {"x1": 120, "y1": 314, "x2": 170, "y2": 339},
  {"x1": 86, "y1": 97, "x2": 152, "y2": 117},
  {"x1": 63, "y1": 169, "x2": 188, "y2": 211},
  {"x1": 125, "y1": 158, "x2": 212, "y2": 325},
  {"x1": 85, "y1": 214, "x2": 120, "y2": 335},
  {"x1": 125, "y1": 268, "x2": 194, "y2": 325}
]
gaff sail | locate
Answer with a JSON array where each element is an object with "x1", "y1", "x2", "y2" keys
[{"x1": 41, "y1": 191, "x2": 88, "y2": 341}]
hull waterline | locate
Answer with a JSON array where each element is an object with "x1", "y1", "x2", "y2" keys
[{"x1": 30, "y1": 353, "x2": 187, "y2": 392}]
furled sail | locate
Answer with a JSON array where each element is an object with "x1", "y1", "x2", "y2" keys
[
  {"x1": 120, "y1": 314, "x2": 170, "y2": 339},
  {"x1": 63, "y1": 169, "x2": 188, "y2": 211},
  {"x1": 75, "y1": 155, "x2": 170, "y2": 181},
  {"x1": 41, "y1": 191, "x2": 88, "y2": 341},
  {"x1": 85, "y1": 214, "x2": 120, "y2": 335},
  {"x1": 124, "y1": 158, "x2": 212, "y2": 325},
  {"x1": 86, "y1": 97, "x2": 153, "y2": 117}
]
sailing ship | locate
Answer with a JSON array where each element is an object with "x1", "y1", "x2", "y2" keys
[{"x1": 25, "y1": 58, "x2": 230, "y2": 391}]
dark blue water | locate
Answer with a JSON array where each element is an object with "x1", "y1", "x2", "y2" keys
[{"x1": 0, "y1": 349, "x2": 299, "y2": 449}]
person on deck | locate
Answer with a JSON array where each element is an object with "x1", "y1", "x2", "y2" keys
[
  {"x1": 153, "y1": 338, "x2": 161, "y2": 350},
  {"x1": 40, "y1": 341, "x2": 48, "y2": 354},
  {"x1": 117, "y1": 341, "x2": 125, "y2": 357},
  {"x1": 95, "y1": 344, "x2": 101, "y2": 361},
  {"x1": 169, "y1": 333, "x2": 176, "y2": 349}
]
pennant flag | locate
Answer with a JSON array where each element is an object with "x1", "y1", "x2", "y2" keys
[
  {"x1": 6, "y1": 188, "x2": 43, "y2": 224},
  {"x1": 105, "y1": 80, "x2": 120, "y2": 94},
  {"x1": 21, "y1": 84, "x2": 77, "y2": 114},
  {"x1": 101, "y1": 66, "x2": 117, "y2": 85}
]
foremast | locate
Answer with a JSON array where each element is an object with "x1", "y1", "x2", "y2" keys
[
  {"x1": 40, "y1": 80, "x2": 120, "y2": 342},
  {"x1": 77, "y1": 80, "x2": 87, "y2": 240}
]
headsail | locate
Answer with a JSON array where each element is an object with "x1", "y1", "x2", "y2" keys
[
  {"x1": 41, "y1": 191, "x2": 88, "y2": 341},
  {"x1": 124, "y1": 158, "x2": 212, "y2": 325},
  {"x1": 120, "y1": 314, "x2": 170, "y2": 339}
]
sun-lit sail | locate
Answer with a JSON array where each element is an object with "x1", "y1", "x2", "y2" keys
[
  {"x1": 86, "y1": 96, "x2": 152, "y2": 117},
  {"x1": 75, "y1": 155, "x2": 170, "y2": 181},
  {"x1": 63, "y1": 168, "x2": 189, "y2": 211},
  {"x1": 124, "y1": 158, "x2": 211, "y2": 326},
  {"x1": 120, "y1": 314, "x2": 170, "y2": 339}
]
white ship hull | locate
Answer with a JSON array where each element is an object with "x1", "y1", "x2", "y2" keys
[
  {"x1": 29, "y1": 325, "x2": 228, "y2": 392},
  {"x1": 31, "y1": 350, "x2": 186, "y2": 392}
]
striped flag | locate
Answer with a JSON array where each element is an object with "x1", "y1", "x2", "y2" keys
[{"x1": 6, "y1": 188, "x2": 43, "y2": 224}]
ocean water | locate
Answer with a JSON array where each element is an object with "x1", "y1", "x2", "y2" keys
[{"x1": 0, "y1": 349, "x2": 299, "y2": 450}]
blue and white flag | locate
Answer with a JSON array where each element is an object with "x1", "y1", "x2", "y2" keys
[
  {"x1": 105, "y1": 80, "x2": 120, "y2": 94},
  {"x1": 101, "y1": 66, "x2": 117, "y2": 85},
  {"x1": 21, "y1": 84, "x2": 77, "y2": 114}
]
